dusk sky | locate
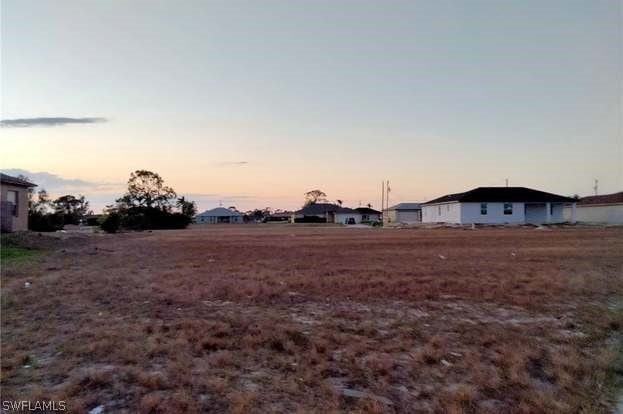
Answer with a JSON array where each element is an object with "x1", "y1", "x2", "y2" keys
[{"x1": 1, "y1": 0, "x2": 621, "y2": 213}]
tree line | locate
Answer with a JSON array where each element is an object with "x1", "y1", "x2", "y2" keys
[
  {"x1": 24, "y1": 170, "x2": 197, "y2": 233},
  {"x1": 23, "y1": 181, "x2": 93, "y2": 231}
]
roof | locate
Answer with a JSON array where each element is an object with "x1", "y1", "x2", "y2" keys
[
  {"x1": 196, "y1": 207, "x2": 243, "y2": 217},
  {"x1": 355, "y1": 207, "x2": 382, "y2": 214},
  {"x1": 295, "y1": 203, "x2": 359, "y2": 215},
  {"x1": 0, "y1": 173, "x2": 36, "y2": 187},
  {"x1": 422, "y1": 187, "x2": 575, "y2": 205},
  {"x1": 387, "y1": 203, "x2": 421, "y2": 211},
  {"x1": 577, "y1": 191, "x2": 623, "y2": 206}
]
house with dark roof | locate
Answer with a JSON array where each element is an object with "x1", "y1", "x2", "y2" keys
[
  {"x1": 385, "y1": 203, "x2": 422, "y2": 224},
  {"x1": 1, "y1": 173, "x2": 37, "y2": 232},
  {"x1": 354, "y1": 207, "x2": 382, "y2": 223},
  {"x1": 194, "y1": 207, "x2": 243, "y2": 224},
  {"x1": 292, "y1": 203, "x2": 363, "y2": 224},
  {"x1": 563, "y1": 191, "x2": 623, "y2": 224},
  {"x1": 421, "y1": 187, "x2": 576, "y2": 225}
]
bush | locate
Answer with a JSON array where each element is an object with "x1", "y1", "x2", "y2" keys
[
  {"x1": 61, "y1": 213, "x2": 80, "y2": 225},
  {"x1": 120, "y1": 207, "x2": 191, "y2": 231},
  {"x1": 294, "y1": 216, "x2": 327, "y2": 223},
  {"x1": 100, "y1": 213, "x2": 121, "y2": 233},
  {"x1": 86, "y1": 216, "x2": 101, "y2": 226},
  {"x1": 28, "y1": 212, "x2": 64, "y2": 232}
]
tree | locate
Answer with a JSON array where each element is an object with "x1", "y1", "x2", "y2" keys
[
  {"x1": 28, "y1": 190, "x2": 64, "y2": 231},
  {"x1": 366, "y1": 203, "x2": 372, "y2": 208},
  {"x1": 336, "y1": 199, "x2": 343, "y2": 206},
  {"x1": 117, "y1": 170, "x2": 176, "y2": 209},
  {"x1": 53, "y1": 194, "x2": 91, "y2": 224},
  {"x1": 31, "y1": 189, "x2": 52, "y2": 214},
  {"x1": 176, "y1": 196, "x2": 197, "y2": 218},
  {"x1": 54, "y1": 195, "x2": 90, "y2": 216},
  {"x1": 304, "y1": 189, "x2": 327, "y2": 206}
]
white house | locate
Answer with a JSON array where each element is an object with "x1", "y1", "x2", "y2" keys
[
  {"x1": 563, "y1": 191, "x2": 623, "y2": 224},
  {"x1": 195, "y1": 207, "x2": 243, "y2": 224},
  {"x1": 421, "y1": 187, "x2": 576, "y2": 225},
  {"x1": 385, "y1": 203, "x2": 422, "y2": 224}
]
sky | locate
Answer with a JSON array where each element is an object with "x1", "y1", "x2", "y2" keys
[{"x1": 1, "y1": 0, "x2": 622, "y2": 213}]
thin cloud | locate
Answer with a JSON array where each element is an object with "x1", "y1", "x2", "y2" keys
[
  {"x1": 1, "y1": 169, "x2": 123, "y2": 193},
  {"x1": 0, "y1": 117, "x2": 107, "y2": 128},
  {"x1": 214, "y1": 161, "x2": 249, "y2": 166}
]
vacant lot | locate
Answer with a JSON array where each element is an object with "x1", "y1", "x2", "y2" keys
[{"x1": 1, "y1": 226, "x2": 622, "y2": 413}]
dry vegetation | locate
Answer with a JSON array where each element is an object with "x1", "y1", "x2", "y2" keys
[{"x1": 1, "y1": 225, "x2": 622, "y2": 413}]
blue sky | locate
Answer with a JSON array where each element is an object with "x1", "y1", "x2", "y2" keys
[{"x1": 1, "y1": 0, "x2": 621, "y2": 212}]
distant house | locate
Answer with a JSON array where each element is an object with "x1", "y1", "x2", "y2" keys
[
  {"x1": 385, "y1": 203, "x2": 422, "y2": 224},
  {"x1": 421, "y1": 187, "x2": 576, "y2": 225},
  {"x1": 194, "y1": 207, "x2": 243, "y2": 224},
  {"x1": 355, "y1": 207, "x2": 382, "y2": 223},
  {"x1": 563, "y1": 191, "x2": 623, "y2": 225},
  {"x1": 292, "y1": 203, "x2": 362, "y2": 224},
  {"x1": 1, "y1": 173, "x2": 36, "y2": 232}
]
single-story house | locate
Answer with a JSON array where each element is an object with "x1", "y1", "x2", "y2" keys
[
  {"x1": 421, "y1": 187, "x2": 576, "y2": 225},
  {"x1": 385, "y1": 203, "x2": 422, "y2": 224},
  {"x1": 194, "y1": 207, "x2": 243, "y2": 224},
  {"x1": 354, "y1": 207, "x2": 382, "y2": 223},
  {"x1": 292, "y1": 203, "x2": 362, "y2": 224},
  {"x1": 1, "y1": 173, "x2": 36, "y2": 232},
  {"x1": 563, "y1": 191, "x2": 623, "y2": 225}
]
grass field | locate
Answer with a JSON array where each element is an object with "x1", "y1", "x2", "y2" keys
[{"x1": 1, "y1": 225, "x2": 622, "y2": 413}]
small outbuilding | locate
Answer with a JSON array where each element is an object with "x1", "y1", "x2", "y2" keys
[
  {"x1": 563, "y1": 191, "x2": 623, "y2": 225},
  {"x1": 421, "y1": 187, "x2": 575, "y2": 225},
  {"x1": 385, "y1": 203, "x2": 422, "y2": 224},
  {"x1": 1, "y1": 173, "x2": 36, "y2": 232},
  {"x1": 194, "y1": 207, "x2": 243, "y2": 224}
]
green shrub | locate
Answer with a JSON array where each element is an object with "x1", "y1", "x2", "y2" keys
[
  {"x1": 100, "y1": 213, "x2": 121, "y2": 233},
  {"x1": 120, "y1": 207, "x2": 190, "y2": 230},
  {"x1": 28, "y1": 212, "x2": 64, "y2": 232}
]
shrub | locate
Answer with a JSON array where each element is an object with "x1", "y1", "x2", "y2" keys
[
  {"x1": 28, "y1": 212, "x2": 64, "y2": 232},
  {"x1": 100, "y1": 213, "x2": 121, "y2": 233},
  {"x1": 294, "y1": 216, "x2": 326, "y2": 223},
  {"x1": 86, "y1": 216, "x2": 101, "y2": 226},
  {"x1": 120, "y1": 207, "x2": 191, "y2": 231}
]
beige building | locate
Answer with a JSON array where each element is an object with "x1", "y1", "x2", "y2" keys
[
  {"x1": 385, "y1": 203, "x2": 422, "y2": 224},
  {"x1": 1, "y1": 173, "x2": 36, "y2": 232},
  {"x1": 563, "y1": 192, "x2": 623, "y2": 225}
]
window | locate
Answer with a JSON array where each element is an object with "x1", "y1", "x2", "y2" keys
[
  {"x1": 480, "y1": 203, "x2": 487, "y2": 215},
  {"x1": 504, "y1": 203, "x2": 513, "y2": 215},
  {"x1": 6, "y1": 190, "x2": 18, "y2": 216},
  {"x1": 550, "y1": 204, "x2": 555, "y2": 215},
  {"x1": 438, "y1": 206, "x2": 441, "y2": 215}
]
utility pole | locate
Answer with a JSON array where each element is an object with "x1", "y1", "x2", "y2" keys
[
  {"x1": 593, "y1": 179, "x2": 599, "y2": 196},
  {"x1": 381, "y1": 181, "x2": 385, "y2": 218},
  {"x1": 505, "y1": 178, "x2": 509, "y2": 187}
]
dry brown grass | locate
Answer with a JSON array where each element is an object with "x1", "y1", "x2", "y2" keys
[{"x1": 1, "y1": 225, "x2": 622, "y2": 413}]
